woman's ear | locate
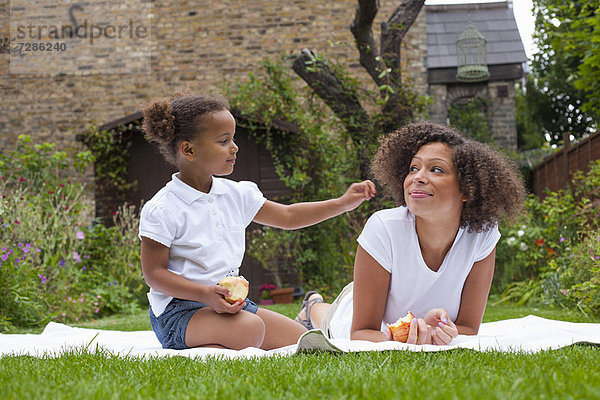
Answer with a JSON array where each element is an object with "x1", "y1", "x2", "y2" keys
[{"x1": 179, "y1": 140, "x2": 195, "y2": 161}]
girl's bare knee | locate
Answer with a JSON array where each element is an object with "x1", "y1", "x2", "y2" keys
[{"x1": 235, "y1": 312, "x2": 265, "y2": 349}]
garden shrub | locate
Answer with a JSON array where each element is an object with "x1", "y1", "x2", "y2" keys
[
  {"x1": 494, "y1": 160, "x2": 600, "y2": 316},
  {"x1": 226, "y1": 58, "x2": 395, "y2": 296},
  {"x1": 0, "y1": 136, "x2": 145, "y2": 331}
]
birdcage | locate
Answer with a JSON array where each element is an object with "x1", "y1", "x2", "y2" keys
[{"x1": 456, "y1": 22, "x2": 490, "y2": 82}]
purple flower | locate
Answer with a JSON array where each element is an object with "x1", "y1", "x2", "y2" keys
[
  {"x1": 40, "y1": 274, "x2": 47, "y2": 284},
  {"x1": 22, "y1": 247, "x2": 29, "y2": 254},
  {"x1": 73, "y1": 252, "x2": 81, "y2": 263},
  {"x1": 1, "y1": 254, "x2": 8, "y2": 262},
  {"x1": 75, "y1": 230, "x2": 85, "y2": 240},
  {"x1": 559, "y1": 236, "x2": 565, "y2": 242},
  {"x1": 59, "y1": 259, "x2": 65, "y2": 267}
]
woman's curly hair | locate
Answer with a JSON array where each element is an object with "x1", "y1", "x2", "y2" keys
[
  {"x1": 371, "y1": 122, "x2": 526, "y2": 232},
  {"x1": 140, "y1": 91, "x2": 229, "y2": 166}
]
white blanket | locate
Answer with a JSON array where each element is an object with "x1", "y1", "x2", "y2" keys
[{"x1": 1, "y1": 315, "x2": 599, "y2": 360}]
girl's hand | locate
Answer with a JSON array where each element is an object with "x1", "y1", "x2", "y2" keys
[
  {"x1": 339, "y1": 180, "x2": 377, "y2": 212},
  {"x1": 203, "y1": 285, "x2": 246, "y2": 314},
  {"x1": 424, "y1": 308, "x2": 458, "y2": 345}
]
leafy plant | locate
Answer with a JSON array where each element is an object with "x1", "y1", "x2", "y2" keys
[
  {"x1": 0, "y1": 136, "x2": 146, "y2": 331},
  {"x1": 494, "y1": 160, "x2": 600, "y2": 315},
  {"x1": 447, "y1": 97, "x2": 494, "y2": 144},
  {"x1": 225, "y1": 58, "x2": 401, "y2": 296}
]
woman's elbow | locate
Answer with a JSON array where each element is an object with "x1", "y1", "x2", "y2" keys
[{"x1": 457, "y1": 324, "x2": 480, "y2": 336}]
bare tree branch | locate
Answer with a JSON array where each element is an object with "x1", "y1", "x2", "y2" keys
[
  {"x1": 381, "y1": 0, "x2": 425, "y2": 85},
  {"x1": 292, "y1": 49, "x2": 371, "y2": 142},
  {"x1": 291, "y1": 0, "x2": 426, "y2": 165},
  {"x1": 350, "y1": 0, "x2": 387, "y2": 87}
]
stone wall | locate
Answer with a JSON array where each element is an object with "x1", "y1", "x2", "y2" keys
[
  {"x1": 1, "y1": 0, "x2": 428, "y2": 153},
  {"x1": 428, "y1": 79, "x2": 519, "y2": 150}
]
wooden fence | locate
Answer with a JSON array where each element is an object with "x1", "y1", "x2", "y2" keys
[{"x1": 533, "y1": 131, "x2": 600, "y2": 198}]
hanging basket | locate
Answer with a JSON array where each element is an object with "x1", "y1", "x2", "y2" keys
[{"x1": 270, "y1": 287, "x2": 294, "y2": 304}]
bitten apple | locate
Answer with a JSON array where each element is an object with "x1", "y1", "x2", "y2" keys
[
  {"x1": 387, "y1": 311, "x2": 416, "y2": 343},
  {"x1": 218, "y1": 276, "x2": 249, "y2": 304}
]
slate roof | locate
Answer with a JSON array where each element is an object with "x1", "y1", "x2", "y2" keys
[{"x1": 426, "y1": 1, "x2": 527, "y2": 69}]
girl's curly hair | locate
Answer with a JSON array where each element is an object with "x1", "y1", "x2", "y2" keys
[
  {"x1": 140, "y1": 92, "x2": 229, "y2": 166},
  {"x1": 371, "y1": 122, "x2": 525, "y2": 232}
]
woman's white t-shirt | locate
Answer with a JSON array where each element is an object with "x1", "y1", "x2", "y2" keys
[
  {"x1": 328, "y1": 206, "x2": 500, "y2": 339},
  {"x1": 139, "y1": 173, "x2": 266, "y2": 317}
]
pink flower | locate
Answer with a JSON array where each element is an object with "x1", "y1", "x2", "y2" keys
[
  {"x1": 73, "y1": 251, "x2": 81, "y2": 263},
  {"x1": 75, "y1": 230, "x2": 85, "y2": 239}
]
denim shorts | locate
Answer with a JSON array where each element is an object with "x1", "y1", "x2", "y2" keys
[{"x1": 149, "y1": 297, "x2": 258, "y2": 349}]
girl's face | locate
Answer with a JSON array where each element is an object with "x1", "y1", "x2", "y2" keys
[
  {"x1": 403, "y1": 142, "x2": 466, "y2": 221},
  {"x1": 187, "y1": 110, "x2": 238, "y2": 177}
]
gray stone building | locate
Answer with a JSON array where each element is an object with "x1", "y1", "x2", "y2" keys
[{"x1": 425, "y1": 1, "x2": 527, "y2": 149}]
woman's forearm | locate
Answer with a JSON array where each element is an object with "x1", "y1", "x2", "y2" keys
[{"x1": 350, "y1": 328, "x2": 388, "y2": 342}]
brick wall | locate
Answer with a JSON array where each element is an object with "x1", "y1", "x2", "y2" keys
[{"x1": 1, "y1": 0, "x2": 427, "y2": 153}]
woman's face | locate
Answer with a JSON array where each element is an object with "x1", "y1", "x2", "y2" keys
[{"x1": 403, "y1": 142, "x2": 466, "y2": 221}]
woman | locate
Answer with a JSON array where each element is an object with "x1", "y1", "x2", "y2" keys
[{"x1": 296, "y1": 122, "x2": 525, "y2": 345}]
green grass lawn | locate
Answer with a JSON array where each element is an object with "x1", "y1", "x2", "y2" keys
[{"x1": 1, "y1": 302, "x2": 599, "y2": 399}]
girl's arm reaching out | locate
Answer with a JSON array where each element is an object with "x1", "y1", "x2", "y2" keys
[{"x1": 253, "y1": 180, "x2": 376, "y2": 229}]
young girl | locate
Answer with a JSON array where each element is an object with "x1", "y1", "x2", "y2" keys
[
  {"x1": 138, "y1": 92, "x2": 376, "y2": 350},
  {"x1": 296, "y1": 122, "x2": 525, "y2": 345}
]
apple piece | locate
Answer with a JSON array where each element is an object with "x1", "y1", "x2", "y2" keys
[
  {"x1": 218, "y1": 276, "x2": 249, "y2": 304},
  {"x1": 387, "y1": 311, "x2": 416, "y2": 343}
]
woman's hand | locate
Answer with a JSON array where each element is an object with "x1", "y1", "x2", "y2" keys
[
  {"x1": 201, "y1": 285, "x2": 246, "y2": 314},
  {"x1": 339, "y1": 180, "x2": 376, "y2": 212},
  {"x1": 406, "y1": 317, "x2": 434, "y2": 345},
  {"x1": 404, "y1": 309, "x2": 458, "y2": 345},
  {"x1": 424, "y1": 308, "x2": 458, "y2": 345}
]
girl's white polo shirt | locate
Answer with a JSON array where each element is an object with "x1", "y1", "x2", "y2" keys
[{"x1": 139, "y1": 173, "x2": 266, "y2": 317}]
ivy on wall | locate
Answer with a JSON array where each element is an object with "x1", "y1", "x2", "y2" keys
[
  {"x1": 447, "y1": 96, "x2": 495, "y2": 145},
  {"x1": 81, "y1": 123, "x2": 137, "y2": 216},
  {"x1": 226, "y1": 58, "x2": 396, "y2": 294}
]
